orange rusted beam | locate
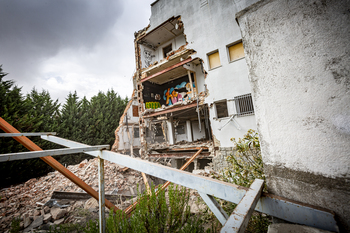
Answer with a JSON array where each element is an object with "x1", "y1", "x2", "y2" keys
[
  {"x1": 0, "y1": 117, "x2": 119, "y2": 212},
  {"x1": 124, "y1": 148, "x2": 203, "y2": 215}
]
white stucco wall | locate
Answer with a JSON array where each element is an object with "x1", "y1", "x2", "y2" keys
[
  {"x1": 238, "y1": 0, "x2": 350, "y2": 179},
  {"x1": 237, "y1": 0, "x2": 350, "y2": 230},
  {"x1": 147, "y1": 0, "x2": 260, "y2": 146}
]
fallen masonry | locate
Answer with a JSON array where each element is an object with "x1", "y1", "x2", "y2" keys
[{"x1": 0, "y1": 157, "x2": 213, "y2": 232}]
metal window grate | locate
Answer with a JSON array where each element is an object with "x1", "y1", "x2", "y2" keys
[{"x1": 235, "y1": 93, "x2": 254, "y2": 116}]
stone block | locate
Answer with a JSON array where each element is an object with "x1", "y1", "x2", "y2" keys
[{"x1": 50, "y1": 207, "x2": 67, "y2": 220}]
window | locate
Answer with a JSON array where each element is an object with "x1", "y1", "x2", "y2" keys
[
  {"x1": 228, "y1": 42, "x2": 245, "y2": 62},
  {"x1": 208, "y1": 51, "x2": 221, "y2": 69},
  {"x1": 154, "y1": 124, "x2": 163, "y2": 136},
  {"x1": 163, "y1": 44, "x2": 172, "y2": 58},
  {"x1": 176, "y1": 123, "x2": 186, "y2": 135},
  {"x1": 133, "y1": 127, "x2": 139, "y2": 138},
  {"x1": 235, "y1": 93, "x2": 254, "y2": 116},
  {"x1": 215, "y1": 100, "x2": 228, "y2": 118},
  {"x1": 132, "y1": 105, "x2": 139, "y2": 117}
]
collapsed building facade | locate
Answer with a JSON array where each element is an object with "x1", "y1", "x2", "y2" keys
[
  {"x1": 113, "y1": 0, "x2": 350, "y2": 230},
  {"x1": 112, "y1": 0, "x2": 257, "y2": 171}
]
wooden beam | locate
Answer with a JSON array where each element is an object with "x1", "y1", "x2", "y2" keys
[
  {"x1": 144, "y1": 102, "x2": 197, "y2": 118},
  {"x1": 141, "y1": 57, "x2": 192, "y2": 83}
]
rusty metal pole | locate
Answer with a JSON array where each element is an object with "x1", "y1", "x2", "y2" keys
[
  {"x1": 0, "y1": 117, "x2": 119, "y2": 212},
  {"x1": 98, "y1": 155, "x2": 106, "y2": 233}
]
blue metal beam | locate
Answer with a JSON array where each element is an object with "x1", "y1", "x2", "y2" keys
[
  {"x1": 0, "y1": 145, "x2": 109, "y2": 162},
  {"x1": 41, "y1": 135, "x2": 338, "y2": 232},
  {"x1": 0, "y1": 132, "x2": 56, "y2": 137}
]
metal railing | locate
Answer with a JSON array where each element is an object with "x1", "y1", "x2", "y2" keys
[{"x1": 0, "y1": 131, "x2": 339, "y2": 232}]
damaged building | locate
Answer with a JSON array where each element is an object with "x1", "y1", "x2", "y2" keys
[{"x1": 112, "y1": 0, "x2": 257, "y2": 171}]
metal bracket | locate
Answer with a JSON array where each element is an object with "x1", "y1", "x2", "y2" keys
[{"x1": 218, "y1": 114, "x2": 241, "y2": 131}]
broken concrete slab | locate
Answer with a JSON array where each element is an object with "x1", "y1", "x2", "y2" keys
[
  {"x1": 50, "y1": 207, "x2": 67, "y2": 220},
  {"x1": 43, "y1": 213, "x2": 52, "y2": 223},
  {"x1": 84, "y1": 198, "x2": 98, "y2": 210},
  {"x1": 23, "y1": 215, "x2": 43, "y2": 232},
  {"x1": 53, "y1": 218, "x2": 65, "y2": 225}
]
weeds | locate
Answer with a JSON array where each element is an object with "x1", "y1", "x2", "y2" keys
[{"x1": 9, "y1": 217, "x2": 20, "y2": 233}]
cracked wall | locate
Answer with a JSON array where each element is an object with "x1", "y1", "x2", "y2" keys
[{"x1": 237, "y1": 0, "x2": 350, "y2": 231}]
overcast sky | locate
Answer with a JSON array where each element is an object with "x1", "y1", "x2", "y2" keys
[{"x1": 0, "y1": 0, "x2": 154, "y2": 103}]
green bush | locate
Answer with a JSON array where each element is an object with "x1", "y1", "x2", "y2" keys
[
  {"x1": 46, "y1": 184, "x2": 208, "y2": 233},
  {"x1": 107, "y1": 184, "x2": 206, "y2": 233},
  {"x1": 220, "y1": 129, "x2": 270, "y2": 233},
  {"x1": 223, "y1": 129, "x2": 265, "y2": 189}
]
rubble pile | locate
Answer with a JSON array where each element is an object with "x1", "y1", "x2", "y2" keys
[
  {"x1": 0, "y1": 158, "x2": 149, "y2": 232},
  {"x1": 0, "y1": 157, "x2": 218, "y2": 232}
]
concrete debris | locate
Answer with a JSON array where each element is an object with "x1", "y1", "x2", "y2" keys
[
  {"x1": 0, "y1": 157, "x2": 152, "y2": 231},
  {"x1": 84, "y1": 198, "x2": 98, "y2": 210},
  {"x1": 50, "y1": 207, "x2": 67, "y2": 220},
  {"x1": 0, "y1": 157, "x2": 219, "y2": 231},
  {"x1": 23, "y1": 215, "x2": 43, "y2": 232}
]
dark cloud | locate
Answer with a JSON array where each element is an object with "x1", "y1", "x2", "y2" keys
[{"x1": 0, "y1": 0, "x2": 124, "y2": 82}]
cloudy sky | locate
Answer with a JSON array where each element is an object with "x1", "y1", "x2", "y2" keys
[{"x1": 0, "y1": 0, "x2": 154, "y2": 103}]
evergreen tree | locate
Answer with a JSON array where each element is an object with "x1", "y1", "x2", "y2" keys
[
  {"x1": 0, "y1": 67, "x2": 54, "y2": 188},
  {"x1": 89, "y1": 89, "x2": 128, "y2": 148},
  {"x1": 23, "y1": 88, "x2": 61, "y2": 149},
  {"x1": 58, "y1": 91, "x2": 81, "y2": 141},
  {"x1": 0, "y1": 65, "x2": 129, "y2": 187}
]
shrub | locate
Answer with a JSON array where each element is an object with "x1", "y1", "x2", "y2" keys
[
  {"x1": 220, "y1": 129, "x2": 270, "y2": 233},
  {"x1": 107, "y1": 184, "x2": 206, "y2": 233},
  {"x1": 223, "y1": 129, "x2": 265, "y2": 189}
]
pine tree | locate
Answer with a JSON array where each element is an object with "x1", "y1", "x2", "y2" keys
[{"x1": 0, "y1": 66, "x2": 54, "y2": 188}]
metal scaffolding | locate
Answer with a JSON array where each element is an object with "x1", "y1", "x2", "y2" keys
[{"x1": 0, "y1": 117, "x2": 339, "y2": 232}]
